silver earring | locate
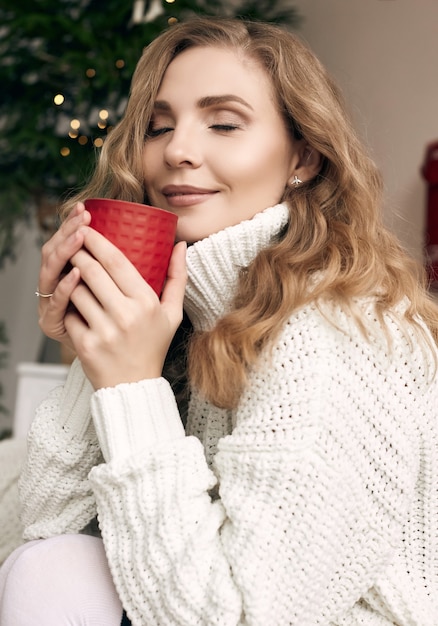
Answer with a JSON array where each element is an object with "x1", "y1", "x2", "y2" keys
[{"x1": 290, "y1": 175, "x2": 302, "y2": 186}]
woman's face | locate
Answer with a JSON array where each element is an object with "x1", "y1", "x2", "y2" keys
[{"x1": 143, "y1": 46, "x2": 301, "y2": 243}]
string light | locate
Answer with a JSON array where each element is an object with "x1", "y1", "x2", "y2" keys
[
  {"x1": 57, "y1": 2, "x2": 183, "y2": 161},
  {"x1": 166, "y1": 0, "x2": 177, "y2": 24}
]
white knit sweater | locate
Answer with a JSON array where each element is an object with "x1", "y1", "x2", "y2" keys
[{"x1": 19, "y1": 204, "x2": 438, "y2": 625}]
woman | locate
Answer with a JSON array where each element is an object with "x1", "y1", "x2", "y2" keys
[{"x1": 1, "y1": 16, "x2": 437, "y2": 626}]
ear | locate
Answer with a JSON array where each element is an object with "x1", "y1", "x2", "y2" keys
[{"x1": 288, "y1": 142, "x2": 322, "y2": 185}]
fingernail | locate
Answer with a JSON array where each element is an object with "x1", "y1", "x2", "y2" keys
[{"x1": 67, "y1": 266, "x2": 80, "y2": 281}]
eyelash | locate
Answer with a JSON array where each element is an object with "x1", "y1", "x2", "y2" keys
[
  {"x1": 147, "y1": 127, "x2": 172, "y2": 138},
  {"x1": 211, "y1": 124, "x2": 239, "y2": 132},
  {"x1": 146, "y1": 123, "x2": 240, "y2": 138}
]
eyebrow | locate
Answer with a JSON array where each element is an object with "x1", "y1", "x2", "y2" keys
[{"x1": 153, "y1": 94, "x2": 254, "y2": 112}]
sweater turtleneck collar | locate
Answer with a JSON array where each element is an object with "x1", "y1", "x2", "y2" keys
[{"x1": 184, "y1": 203, "x2": 290, "y2": 331}]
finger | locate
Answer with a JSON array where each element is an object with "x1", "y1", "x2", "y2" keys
[
  {"x1": 64, "y1": 303, "x2": 92, "y2": 354},
  {"x1": 50, "y1": 265, "x2": 82, "y2": 308},
  {"x1": 160, "y1": 241, "x2": 187, "y2": 325},
  {"x1": 38, "y1": 266, "x2": 82, "y2": 348},
  {"x1": 67, "y1": 243, "x2": 131, "y2": 329},
  {"x1": 62, "y1": 202, "x2": 91, "y2": 238},
  {"x1": 69, "y1": 275, "x2": 110, "y2": 332},
  {"x1": 38, "y1": 264, "x2": 80, "y2": 315},
  {"x1": 61, "y1": 201, "x2": 90, "y2": 229},
  {"x1": 38, "y1": 207, "x2": 90, "y2": 295},
  {"x1": 77, "y1": 227, "x2": 150, "y2": 299},
  {"x1": 41, "y1": 202, "x2": 89, "y2": 258}
]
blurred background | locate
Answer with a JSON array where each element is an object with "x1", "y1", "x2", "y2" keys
[{"x1": 0, "y1": 0, "x2": 437, "y2": 436}]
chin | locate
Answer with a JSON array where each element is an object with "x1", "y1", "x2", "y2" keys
[
  {"x1": 179, "y1": 216, "x2": 245, "y2": 244},
  {"x1": 176, "y1": 224, "x2": 218, "y2": 244}
]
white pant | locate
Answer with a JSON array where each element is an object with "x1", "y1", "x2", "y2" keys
[{"x1": 0, "y1": 534, "x2": 123, "y2": 625}]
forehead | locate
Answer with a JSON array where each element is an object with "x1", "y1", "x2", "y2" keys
[{"x1": 157, "y1": 45, "x2": 275, "y2": 104}]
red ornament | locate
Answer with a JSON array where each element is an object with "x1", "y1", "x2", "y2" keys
[{"x1": 421, "y1": 140, "x2": 438, "y2": 289}]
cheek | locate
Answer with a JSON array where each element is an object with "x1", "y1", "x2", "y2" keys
[
  {"x1": 228, "y1": 153, "x2": 289, "y2": 198},
  {"x1": 231, "y1": 135, "x2": 291, "y2": 178},
  {"x1": 142, "y1": 148, "x2": 160, "y2": 192},
  {"x1": 142, "y1": 149, "x2": 149, "y2": 180}
]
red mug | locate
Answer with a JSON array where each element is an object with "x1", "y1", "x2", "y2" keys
[{"x1": 84, "y1": 198, "x2": 178, "y2": 296}]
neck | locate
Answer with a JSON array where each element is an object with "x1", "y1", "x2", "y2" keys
[{"x1": 184, "y1": 203, "x2": 290, "y2": 331}]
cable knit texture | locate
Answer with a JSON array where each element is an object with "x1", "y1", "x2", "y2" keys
[
  {"x1": 0, "y1": 438, "x2": 26, "y2": 564},
  {"x1": 18, "y1": 204, "x2": 438, "y2": 625}
]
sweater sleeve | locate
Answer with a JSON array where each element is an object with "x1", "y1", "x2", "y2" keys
[
  {"x1": 19, "y1": 358, "x2": 103, "y2": 539},
  {"x1": 87, "y1": 308, "x2": 425, "y2": 625}
]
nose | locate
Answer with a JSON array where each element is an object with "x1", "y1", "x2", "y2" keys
[{"x1": 163, "y1": 123, "x2": 202, "y2": 169}]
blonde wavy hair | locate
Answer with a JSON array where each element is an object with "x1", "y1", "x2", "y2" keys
[{"x1": 61, "y1": 17, "x2": 438, "y2": 409}]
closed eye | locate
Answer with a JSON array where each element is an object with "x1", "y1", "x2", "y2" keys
[
  {"x1": 210, "y1": 124, "x2": 240, "y2": 132},
  {"x1": 146, "y1": 126, "x2": 173, "y2": 138}
]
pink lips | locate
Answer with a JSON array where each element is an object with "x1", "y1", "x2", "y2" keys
[{"x1": 161, "y1": 184, "x2": 217, "y2": 207}]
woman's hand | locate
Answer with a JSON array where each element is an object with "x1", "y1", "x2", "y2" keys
[
  {"x1": 65, "y1": 226, "x2": 187, "y2": 390},
  {"x1": 37, "y1": 202, "x2": 90, "y2": 351}
]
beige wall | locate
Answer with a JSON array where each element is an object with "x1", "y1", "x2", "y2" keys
[
  {"x1": 293, "y1": 0, "x2": 438, "y2": 258},
  {"x1": 1, "y1": 0, "x2": 437, "y2": 429},
  {"x1": 0, "y1": 220, "x2": 43, "y2": 431}
]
